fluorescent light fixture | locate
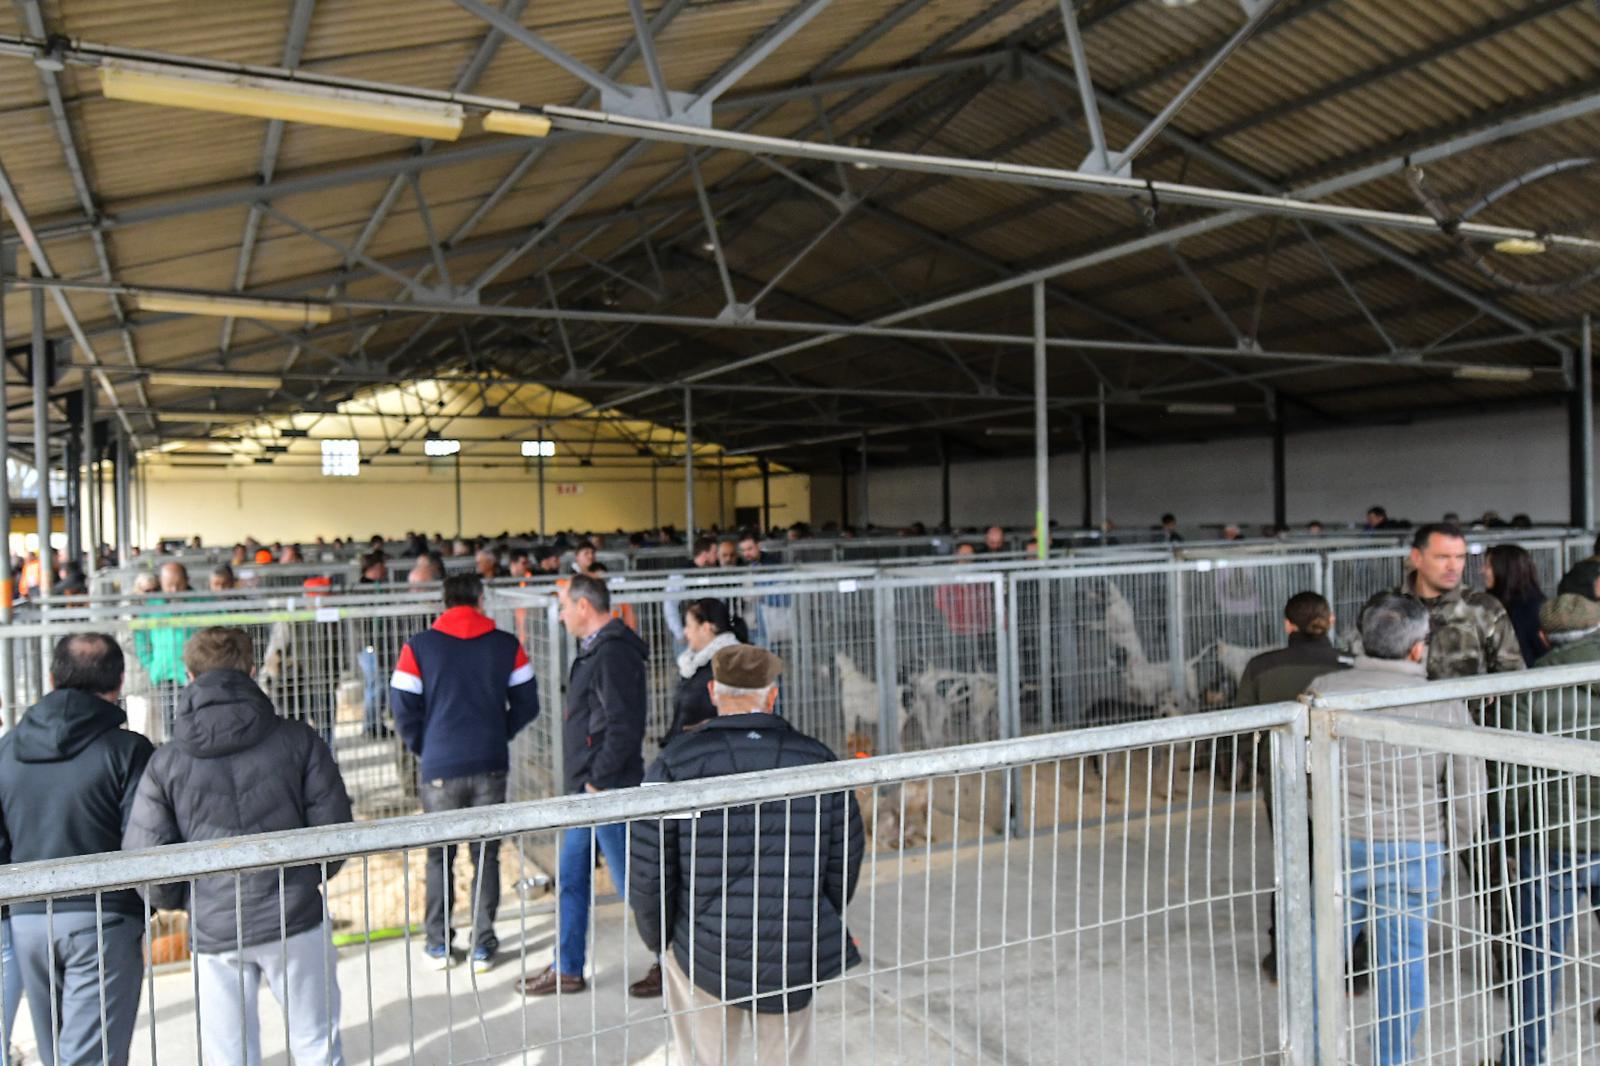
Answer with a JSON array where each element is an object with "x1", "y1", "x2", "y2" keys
[
  {"x1": 483, "y1": 110, "x2": 552, "y2": 137},
  {"x1": 320, "y1": 438, "x2": 360, "y2": 477},
  {"x1": 522, "y1": 440, "x2": 557, "y2": 458},
  {"x1": 1493, "y1": 237, "x2": 1546, "y2": 255},
  {"x1": 424, "y1": 438, "x2": 461, "y2": 457},
  {"x1": 1165, "y1": 402, "x2": 1237, "y2": 415},
  {"x1": 985, "y1": 427, "x2": 1057, "y2": 437},
  {"x1": 1454, "y1": 365, "x2": 1534, "y2": 383},
  {"x1": 147, "y1": 370, "x2": 283, "y2": 390},
  {"x1": 135, "y1": 290, "x2": 333, "y2": 326},
  {"x1": 98, "y1": 60, "x2": 465, "y2": 140}
]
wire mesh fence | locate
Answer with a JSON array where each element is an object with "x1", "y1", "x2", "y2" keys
[
  {"x1": 0, "y1": 702, "x2": 1309, "y2": 1066},
  {"x1": 1306, "y1": 665, "x2": 1600, "y2": 1066}
]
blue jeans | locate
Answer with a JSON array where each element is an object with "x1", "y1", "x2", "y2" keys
[
  {"x1": 1343, "y1": 840, "x2": 1445, "y2": 1066},
  {"x1": 1502, "y1": 850, "x2": 1600, "y2": 1065},
  {"x1": 555, "y1": 822, "x2": 629, "y2": 977},
  {"x1": 357, "y1": 648, "x2": 384, "y2": 733},
  {"x1": 1, "y1": 919, "x2": 20, "y2": 1066}
]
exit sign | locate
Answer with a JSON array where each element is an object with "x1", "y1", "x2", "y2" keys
[{"x1": 555, "y1": 483, "x2": 583, "y2": 496}]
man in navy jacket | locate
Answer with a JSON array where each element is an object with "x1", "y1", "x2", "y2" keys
[
  {"x1": 391, "y1": 574, "x2": 540, "y2": 972},
  {"x1": 520, "y1": 572, "x2": 651, "y2": 997}
]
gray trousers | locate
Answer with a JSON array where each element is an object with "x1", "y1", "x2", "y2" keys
[
  {"x1": 420, "y1": 771, "x2": 507, "y2": 953},
  {"x1": 11, "y1": 911, "x2": 143, "y2": 1066},
  {"x1": 195, "y1": 920, "x2": 344, "y2": 1066}
]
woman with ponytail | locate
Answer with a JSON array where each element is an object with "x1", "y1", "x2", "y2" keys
[{"x1": 665, "y1": 599, "x2": 748, "y2": 745}]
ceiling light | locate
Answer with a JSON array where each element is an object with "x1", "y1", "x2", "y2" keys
[
  {"x1": 424, "y1": 438, "x2": 461, "y2": 457},
  {"x1": 1157, "y1": 0, "x2": 1201, "y2": 7},
  {"x1": 1493, "y1": 237, "x2": 1546, "y2": 256},
  {"x1": 321, "y1": 438, "x2": 360, "y2": 477},
  {"x1": 135, "y1": 290, "x2": 332, "y2": 326},
  {"x1": 98, "y1": 60, "x2": 465, "y2": 140},
  {"x1": 147, "y1": 371, "x2": 283, "y2": 390},
  {"x1": 263, "y1": 444, "x2": 289, "y2": 454},
  {"x1": 521, "y1": 440, "x2": 557, "y2": 458},
  {"x1": 279, "y1": 428, "x2": 310, "y2": 438},
  {"x1": 483, "y1": 109, "x2": 552, "y2": 137},
  {"x1": 1454, "y1": 365, "x2": 1534, "y2": 383},
  {"x1": 699, "y1": 239, "x2": 716, "y2": 253},
  {"x1": 1165, "y1": 402, "x2": 1237, "y2": 415},
  {"x1": 985, "y1": 427, "x2": 1058, "y2": 437}
]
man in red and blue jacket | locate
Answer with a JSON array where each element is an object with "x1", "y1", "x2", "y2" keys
[{"x1": 390, "y1": 573, "x2": 540, "y2": 973}]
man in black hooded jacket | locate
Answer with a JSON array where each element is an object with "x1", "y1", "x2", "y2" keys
[
  {"x1": 124, "y1": 627, "x2": 351, "y2": 1066},
  {"x1": 628, "y1": 645, "x2": 863, "y2": 1063},
  {"x1": 0, "y1": 633, "x2": 153, "y2": 1066}
]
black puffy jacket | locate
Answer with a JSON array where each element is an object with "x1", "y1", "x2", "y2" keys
[
  {"x1": 629, "y1": 714, "x2": 864, "y2": 1013},
  {"x1": 122, "y1": 669, "x2": 352, "y2": 952},
  {"x1": 664, "y1": 661, "x2": 716, "y2": 746},
  {"x1": 563, "y1": 619, "x2": 649, "y2": 793},
  {"x1": 0, "y1": 688, "x2": 153, "y2": 916}
]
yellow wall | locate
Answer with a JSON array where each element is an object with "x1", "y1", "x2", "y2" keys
[
  {"x1": 732, "y1": 471, "x2": 813, "y2": 528},
  {"x1": 138, "y1": 463, "x2": 756, "y2": 544}
]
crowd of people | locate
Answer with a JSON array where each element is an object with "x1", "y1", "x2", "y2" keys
[
  {"x1": 1234, "y1": 521, "x2": 1600, "y2": 1066},
  {"x1": 2, "y1": 508, "x2": 1599, "y2": 1065},
  {"x1": 0, "y1": 569, "x2": 860, "y2": 1066}
]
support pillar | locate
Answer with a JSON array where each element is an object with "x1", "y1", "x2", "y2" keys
[
  {"x1": 858, "y1": 433, "x2": 869, "y2": 531},
  {"x1": 839, "y1": 448, "x2": 850, "y2": 529},
  {"x1": 63, "y1": 394, "x2": 81, "y2": 565},
  {"x1": 453, "y1": 451, "x2": 463, "y2": 539},
  {"x1": 1574, "y1": 314, "x2": 1594, "y2": 530},
  {"x1": 1096, "y1": 382, "x2": 1108, "y2": 532},
  {"x1": 1033, "y1": 281, "x2": 1049, "y2": 558},
  {"x1": 759, "y1": 457, "x2": 771, "y2": 532},
  {"x1": 82, "y1": 383, "x2": 96, "y2": 575},
  {"x1": 536, "y1": 430, "x2": 546, "y2": 538},
  {"x1": 115, "y1": 429, "x2": 131, "y2": 565},
  {"x1": 938, "y1": 434, "x2": 952, "y2": 532},
  {"x1": 1272, "y1": 393, "x2": 1287, "y2": 531},
  {"x1": 30, "y1": 285, "x2": 51, "y2": 599},
  {"x1": 1078, "y1": 415, "x2": 1091, "y2": 530},
  {"x1": 683, "y1": 388, "x2": 695, "y2": 538}
]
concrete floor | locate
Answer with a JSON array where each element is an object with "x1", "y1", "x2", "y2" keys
[{"x1": 7, "y1": 779, "x2": 1598, "y2": 1065}]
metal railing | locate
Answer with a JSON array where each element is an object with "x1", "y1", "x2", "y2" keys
[
  {"x1": 1, "y1": 662, "x2": 1599, "y2": 1062},
  {"x1": 0, "y1": 701, "x2": 1309, "y2": 1066}
]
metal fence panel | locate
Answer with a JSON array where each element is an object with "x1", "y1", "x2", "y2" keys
[{"x1": 0, "y1": 703, "x2": 1305, "y2": 1066}]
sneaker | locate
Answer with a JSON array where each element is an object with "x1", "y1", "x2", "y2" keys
[
  {"x1": 472, "y1": 946, "x2": 496, "y2": 974},
  {"x1": 424, "y1": 943, "x2": 453, "y2": 970}
]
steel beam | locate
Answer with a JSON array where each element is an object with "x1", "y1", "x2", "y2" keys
[
  {"x1": 13, "y1": 2, "x2": 149, "y2": 436},
  {"x1": 699, "y1": 0, "x2": 835, "y2": 104},
  {"x1": 543, "y1": 104, "x2": 1600, "y2": 257},
  {"x1": 218, "y1": 0, "x2": 317, "y2": 355},
  {"x1": 1114, "y1": 0, "x2": 1283, "y2": 167},
  {"x1": 31, "y1": 275, "x2": 1562, "y2": 380},
  {"x1": 1057, "y1": 0, "x2": 1109, "y2": 171},
  {"x1": 451, "y1": 0, "x2": 634, "y2": 99}
]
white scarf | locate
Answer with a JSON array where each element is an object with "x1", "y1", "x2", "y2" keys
[{"x1": 678, "y1": 631, "x2": 741, "y2": 680}]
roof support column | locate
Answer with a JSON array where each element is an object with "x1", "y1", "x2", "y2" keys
[
  {"x1": 1033, "y1": 281, "x2": 1049, "y2": 560},
  {"x1": 1572, "y1": 314, "x2": 1594, "y2": 529}
]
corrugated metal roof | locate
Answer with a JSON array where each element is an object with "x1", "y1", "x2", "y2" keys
[{"x1": 0, "y1": 0, "x2": 1594, "y2": 466}]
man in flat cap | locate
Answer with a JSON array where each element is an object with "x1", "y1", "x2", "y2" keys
[
  {"x1": 628, "y1": 645, "x2": 864, "y2": 1064},
  {"x1": 1498, "y1": 593, "x2": 1600, "y2": 1066}
]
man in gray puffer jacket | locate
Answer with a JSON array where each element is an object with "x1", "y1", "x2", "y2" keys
[{"x1": 123, "y1": 627, "x2": 352, "y2": 1066}]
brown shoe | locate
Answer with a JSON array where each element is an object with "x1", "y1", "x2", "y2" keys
[
  {"x1": 628, "y1": 962, "x2": 663, "y2": 998},
  {"x1": 518, "y1": 966, "x2": 586, "y2": 996}
]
